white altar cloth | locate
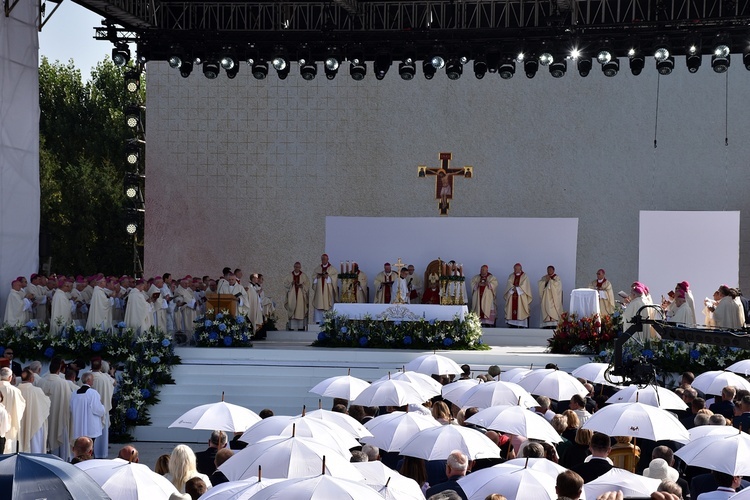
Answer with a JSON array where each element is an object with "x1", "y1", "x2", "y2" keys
[
  {"x1": 569, "y1": 288, "x2": 600, "y2": 318},
  {"x1": 332, "y1": 303, "x2": 468, "y2": 322}
]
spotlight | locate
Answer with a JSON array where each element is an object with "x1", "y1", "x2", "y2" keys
[
  {"x1": 473, "y1": 57, "x2": 488, "y2": 79},
  {"x1": 126, "y1": 222, "x2": 137, "y2": 235},
  {"x1": 272, "y1": 55, "x2": 288, "y2": 72},
  {"x1": 324, "y1": 56, "x2": 340, "y2": 80},
  {"x1": 226, "y1": 64, "x2": 239, "y2": 79},
  {"x1": 125, "y1": 142, "x2": 140, "y2": 165},
  {"x1": 597, "y1": 49, "x2": 612, "y2": 65},
  {"x1": 498, "y1": 57, "x2": 515, "y2": 79},
  {"x1": 398, "y1": 58, "x2": 416, "y2": 80},
  {"x1": 220, "y1": 55, "x2": 236, "y2": 71},
  {"x1": 430, "y1": 55, "x2": 446, "y2": 69},
  {"x1": 549, "y1": 57, "x2": 566, "y2": 78},
  {"x1": 374, "y1": 54, "x2": 391, "y2": 80},
  {"x1": 124, "y1": 104, "x2": 142, "y2": 129},
  {"x1": 538, "y1": 52, "x2": 553, "y2": 67},
  {"x1": 654, "y1": 38, "x2": 671, "y2": 62},
  {"x1": 656, "y1": 56, "x2": 675, "y2": 75},
  {"x1": 300, "y1": 59, "x2": 317, "y2": 80},
  {"x1": 577, "y1": 57, "x2": 592, "y2": 77},
  {"x1": 125, "y1": 208, "x2": 142, "y2": 235},
  {"x1": 124, "y1": 172, "x2": 142, "y2": 199},
  {"x1": 711, "y1": 41, "x2": 730, "y2": 73},
  {"x1": 601, "y1": 57, "x2": 619, "y2": 77},
  {"x1": 445, "y1": 59, "x2": 463, "y2": 80},
  {"x1": 251, "y1": 60, "x2": 268, "y2": 80},
  {"x1": 111, "y1": 43, "x2": 130, "y2": 67},
  {"x1": 350, "y1": 58, "x2": 366, "y2": 81},
  {"x1": 629, "y1": 51, "x2": 645, "y2": 76},
  {"x1": 168, "y1": 55, "x2": 182, "y2": 69},
  {"x1": 524, "y1": 57, "x2": 539, "y2": 78},
  {"x1": 124, "y1": 70, "x2": 140, "y2": 93},
  {"x1": 179, "y1": 60, "x2": 193, "y2": 78},
  {"x1": 422, "y1": 60, "x2": 436, "y2": 79},
  {"x1": 486, "y1": 50, "x2": 500, "y2": 73},
  {"x1": 203, "y1": 60, "x2": 220, "y2": 79},
  {"x1": 685, "y1": 38, "x2": 702, "y2": 73}
]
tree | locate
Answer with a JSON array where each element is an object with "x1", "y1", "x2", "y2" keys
[{"x1": 39, "y1": 57, "x2": 146, "y2": 275}]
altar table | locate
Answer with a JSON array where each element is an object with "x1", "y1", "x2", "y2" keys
[
  {"x1": 332, "y1": 303, "x2": 468, "y2": 322},
  {"x1": 569, "y1": 288, "x2": 600, "y2": 318}
]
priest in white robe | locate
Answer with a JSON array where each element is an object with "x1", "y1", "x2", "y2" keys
[
  {"x1": 374, "y1": 263, "x2": 399, "y2": 304},
  {"x1": 504, "y1": 263, "x2": 532, "y2": 328},
  {"x1": 125, "y1": 279, "x2": 153, "y2": 334},
  {"x1": 147, "y1": 284, "x2": 165, "y2": 330},
  {"x1": 69, "y1": 373, "x2": 106, "y2": 444},
  {"x1": 3, "y1": 279, "x2": 32, "y2": 326},
  {"x1": 18, "y1": 370, "x2": 50, "y2": 453},
  {"x1": 284, "y1": 262, "x2": 310, "y2": 331},
  {"x1": 175, "y1": 276, "x2": 198, "y2": 334},
  {"x1": 152, "y1": 276, "x2": 169, "y2": 332},
  {"x1": 589, "y1": 269, "x2": 615, "y2": 316},
  {"x1": 671, "y1": 289, "x2": 695, "y2": 327},
  {"x1": 311, "y1": 253, "x2": 338, "y2": 323},
  {"x1": 406, "y1": 265, "x2": 423, "y2": 304},
  {"x1": 217, "y1": 272, "x2": 247, "y2": 318},
  {"x1": 43, "y1": 358, "x2": 73, "y2": 461},
  {"x1": 90, "y1": 359, "x2": 115, "y2": 459},
  {"x1": 470, "y1": 265, "x2": 499, "y2": 326},
  {"x1": 29, "y1": 274, "x2": 49, "y2": 324},
  {"x1": 622, "y1": 282, "x2": 656, "y2": 341},
  {"x1": 0, "y1": 367, "x2": 26, "y2": 453},
  {"x1": 538, "y1": 266, "x2": 563, "y2": 328},
  {"x1": 391, "y1": 267, "x2": 410, "y2": 304},
  {"x1": 50, "y1": 279, "x2": 74, "y2": 335},
  {"x1": 86, "y1": 277, "x2": 113, "y2": 331},
  {"x1": 714, "y1": 285, "x2": 745, "y2": 329}
]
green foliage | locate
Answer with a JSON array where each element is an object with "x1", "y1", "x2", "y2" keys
[
  {"x1": 548, "y1": 309, "x2": 623, "y2": 354},
  {"x1": 313, "y1": 311, "x2": 489, "y2": 350},
  {"x1": 38, "y1": 57, "x2": 146, "y2": 275}
]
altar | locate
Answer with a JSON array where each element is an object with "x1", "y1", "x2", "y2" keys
[{"x1": 332, "y1": 303, "x2": 469, "y2": 322}]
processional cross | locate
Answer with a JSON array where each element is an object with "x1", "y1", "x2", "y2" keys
[{"x1": 418, "y1": 152, "x2": 473, "y2": 216}]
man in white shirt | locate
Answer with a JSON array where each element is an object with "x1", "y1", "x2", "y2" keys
[{"x1": 69, "y1": 372, "x2": 106, "y2": 456}]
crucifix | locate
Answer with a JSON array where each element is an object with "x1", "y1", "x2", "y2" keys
[{"x1": 418, "y1": 152, "x2": 473, "y2": 216}]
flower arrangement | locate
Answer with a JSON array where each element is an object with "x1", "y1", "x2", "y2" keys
[
  {"x1": 0, "y1": 322, "x2": 179, "y2": 442},
  {"x1": 193, "y1": 311, "x2": 253, "y2": 347},
  {"x1": 548, "y1": 309, "x2": 622, "y2": 354},
  {"x1": 313, "y1": 311, "x2": 489, "y2": 350}
]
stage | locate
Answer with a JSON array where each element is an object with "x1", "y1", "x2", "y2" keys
[{"x1": 133, "y1": 326, "x2": 592, "y2": 443}]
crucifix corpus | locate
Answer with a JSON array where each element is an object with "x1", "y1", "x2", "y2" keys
[{"x1": 418, "y1": 152, "x2": 473, "y2": 216}]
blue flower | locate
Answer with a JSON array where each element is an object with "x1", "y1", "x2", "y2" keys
[
  {"x1": 690, "y1": 349, "x2": 701, "y2": 360},
  {"x1": 223, "y1": 336, "x2": 233, "y2": 346},
  {"x1": 126, "y1": 408, "x2": 138, "y2": 420},
  {"x1": 204, "y1": 320, "x2": 213, "y2": 327},
  {"x1": 140, "y1": 388, "x2": 151, "y2": 399},
  {"x1": 150, "y1": 356, "x2": 160, "y2": 363},
  {"x1": 340, "y1": 326, "x2": 348, "y2": 334},
  {"x1": 91, "y1": 342, "x2": 102, "y2": 352},
  {"x1": 642, "y1": 349, "x2": 654, "y2": 360},
  {"x1": 161, "y1": 339, "x2": 171, "y2": 347},
  {"x1": 44, "y1": 347, "x2": 55, "y2": 358},
  {"x1": 74, "y1": 325, "x2": 84, "y2": 333},
  {"x1": 403, "y1": 335, "x2": 412, "y2": 345},
  {"x1": 428, "y1": 319, "x2": 436, "y2": 325},
  {"x1": 317, "y1": 332, "x2": 327, "y2": 341},
  {"x1": 599, "y1": 351, "x2": 608, "y2": 358},
  {"x1": 443, "y1": 338, "x2": 454, "y2": 347},
  {"x1": 117, "y1": 321, "x2": 126, "y2": 328},
  {"x1": 216, "y1": 313, "x2": 224, "y2": 320},
  {"x1": 236, "y1": 315, "x2": 245, "y2": 324},
  {"x1": 218, "y1": 323, "x2": 227, "y2": 332},
  {"x1": 730, "y1": 347, "x2": 740, "y2": 353},
  {"x1": 208, "y1": 332, "x2": 218, "y2": 340},
  {"x1": 25, "y1": 321, "x2": 35, "y2": 329},
  {"x1": 359, "y1": 336, "x2": 368, "y2": 346},
  {"x1": 394, "y1": 320, "x2": 402, "y2": 326},
  {"x1": 241, "y1": 334, "x2": 248, "y2": 342}
]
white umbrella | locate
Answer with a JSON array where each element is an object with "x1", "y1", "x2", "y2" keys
[
  {"x1": 725, "y1": 359, "x2": 750, "y2": 376},
  {"x1": 297, "y1": 408, "x2": 373, "y2": 439},
  {"x1": 309, "y1": 373, "x2": 371, "y2": 400},
  {"x1": 584, "y1": 468, "x2": 661, "y2": 499},
  {"x1": 674, "y1": 429, "x2": 750, "y2": 476},
  {"x1": 353, "y1": 461, "x2": 425, "y2": 500},
  {"x1": 441, "y1": 379, "x2": 481, "y2": 405},
  {"x1": 517, "y1": 369, "x2": 588, "y2": 401},
  {"x1": 405, "y1": 353, "x2": 463, "y2": 376},
  {"x1": 399, "y1": 424, "x2": 501, "y2": 461},
  {"x1": 168, "y1": 397, "x2": 261, "y2": 432},
  {"x1": 351, "y1": 379, "x2": 428, "y2": 407},
  {"x1": 502, "y1": 458, "x2": 569, "y2": 477},
  {"x1": 466, "y1": 405, "x2": 563, "y2": 443},
  {"x1": 681, "y1": 424, "x2": 740, "y2": 443},
  {"x1": 457, "y1": 380, "x2": 537, "y2": 409},
  {"x1": 238, "y1": 416, "x2": 359, "y2": 455},
  {"x1": 197, "y1": 477, "x2": 283, "y2": 499},
  {"x1": 501, "y1": 368, "x2": 533, "y2": 383},
  {"x1": 457, "y1": 464, "x2": 557, "y2": 500},
  {"x1": 218, "y1": 435, "x2": 364, "y2": 481},
  {"x1": 691, "y1": 370, "x2": 750, "y2": 395},
  {"x1": 606, "y1": 385, "x2": 687, "y2": 410},
  {"x1": 377, "y1": 371, "x2": 442, "y2": 399},
  {"x1": 361, "y1": 411, "x2": 442, "y2": 452},
  {"x1": 581, "y1": 402, "x2": 690, "y2": 442},
  {"x1": 248, "y1": 474, "x2": 384, "y2": 500},
  {"x1": 75, "y1": 458, "x2": 178, "y2": 499},
  {"x1": 572, "y1": 362, "x2": 624, "y2": 385}
]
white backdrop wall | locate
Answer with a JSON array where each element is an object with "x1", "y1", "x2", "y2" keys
[
  {"x1": 144, "y1": 58, "x2": 750, "y2": 325},
  {"x1": 0, "y1": 0, "x2": 40, "y2": 314}
]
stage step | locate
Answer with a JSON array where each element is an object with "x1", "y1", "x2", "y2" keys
[{"x1": 132, "y1": 339, "x2": 588, "y2": 444}]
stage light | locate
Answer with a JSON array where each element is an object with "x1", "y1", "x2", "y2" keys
[
  {"x1": 570, "y1": 48, "x2": 581, "y2": 60},
  {"x1": 486, "y1": 50, "x2": 500, "y2": 73},
  {"x1": 577, "y1": 57, "x2": 592, "y2": 77},
  {"x1": 226, "y1": 64, "x2": 240, "y2": 79},
  {"x1": 515, "y1": 52, "x2": 525, "y2": 63},
  {"x1": 473, "y1": 57, "x2": 488, "y2": 79},
  {"x1": 112, "y1": 43, "x2": 130, "y2": 67},
  {"x1": 125, "y1": 142, "x2": 140, "y2": 165},
  {"x1": 179, "y1": 60, "x2": 193, "y2": 78},
  {"x1": 271, "y1": 50, "x2": 290, "y2": 79},
  {"x1": 712, "y1": 40, "x2": 730, "y2": 73},
  {"x1": 524, "y1": 58, "x2": 539, "y2": 78},
  {"x1": 124, "y1": 104, "x2": 142, "y2": 129},
  {"x1": 220, "y1": 55, "x2": 236, "y2": 71},
  {"x1": 422, "y1": 60, "x2": 436, "y2": 79},
  {"x1": 374, "y1": 54, "x2": 391, "y2": 80},
  {"x1": 168, "y1": 55, "x2": 182, "y2": 69},
  {"x1": 203, "y1": 60, "x2": 220, "y2": 79},
  {"x1": 125, "y1": 208, "x2": 142, "y2": 235},
  {"x1": 272, "y1": 56, "x2": 288, "y2": 72},
  {"x1": 629, "y1": 50, "x2": 645, "y2": 76},
  {"x1": 549, "y1": 58, "x2": 566, "y2": 78},
  {"x1": 399, "y1": 58, "x2": 416, "y2": 80},
  {"x1": 300, "y1": 59, "x2": 317, "y2": 80},
  {"x1": 498, "y1": 57, "x2": 515, "y2": 79},
  {"x1": 324, "y1": 56, "x2": 340, "y2": 80},
  {"x1": 124, "y1": 70, "x2": 140, "y2": 93},
  {"x1": 656, "y1": 56, "x2": 675, "y2": 75},
  {"x1": 445, "y1": 59, "x2": 463, "y2": 80},
  {"x1": 597, "y1": 49, "x2": 612, "y2": 65},
  {"x1": 602, "y1": 57, "x2": 619, "y2": 77},
  {"x1": 430, "y1": 55, "x2": 446, "y2": 69},
  {"x1": 124, "y1": 172, "x2": 142, "y2": 199},
  {"x1": 251, "y1": 60, "x2": 268, "y2": 80},
  {"x1": 684, "y1": 37, "x2": 702, "y2": 73},
  {"x1": 538, "y1": 52, "x2": 553, "y2": 67},
  {"x1": 654, "y1": 38, "x2": 671, "y2": 62},
  {"x1": 350, "y1": 58, "x2": 366, "y2": 80},
  {"x1": 126, "y1": 222, "x2": 137, "y2": 235}
]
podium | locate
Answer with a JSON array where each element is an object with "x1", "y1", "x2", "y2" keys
[{"x1": 204, "y1": 292, "x2": 238, "y2": 318}]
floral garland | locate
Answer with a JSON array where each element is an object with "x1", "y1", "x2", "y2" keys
[
  {"x1": 193, "y1": 311, "x2": 253, "y2": 347},
  {"x1": 0, "y1": 321, "x2": 179, "y2": 442},
  {"x1": 313, "y1": 311, "x2": 489, "y2": 350},
  {"x1": 547, "y1": 308, "x2": 623, "y2": 354}
]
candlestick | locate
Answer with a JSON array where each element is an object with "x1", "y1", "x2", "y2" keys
[{"x1": 340, "y1": 262, "x2": 344, "y2": 273}]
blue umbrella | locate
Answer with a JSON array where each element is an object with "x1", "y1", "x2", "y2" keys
[{"x1": 0, "y1": 453, "x2": 110, "y2": 499}]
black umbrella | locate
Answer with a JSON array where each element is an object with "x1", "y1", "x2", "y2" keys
[{"x1": 0, "y1": 453, "x2": 110, "y2": 499}]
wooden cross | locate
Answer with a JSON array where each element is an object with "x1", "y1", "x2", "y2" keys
[{"x1": 418, "y1": 152, "x2": 473, "y2": 216}]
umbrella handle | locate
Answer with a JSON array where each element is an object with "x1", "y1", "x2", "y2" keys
[
  {"x1": 258, "y1": 465, "x2": 262, "y2": 482},
  {"x1": 321, "y1": 455, "x2": 326, "y2": 475}
]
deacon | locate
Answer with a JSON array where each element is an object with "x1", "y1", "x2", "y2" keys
[
  {"x1": 3, "y1": 279, "x2": 32, "y2": 326},
  {"x1": 589, "y1": 269, "x2": 615, "y2": 316},
  {"x1": 284, "y1": 262, "x2": 310, "y2": 331},
  {"x1": 538, "y1": 266, "x2": 563, "y2": 329},
  {"x1": 393, "y1": 267, "x2": 410, "y2": 304},
  {"x1": 504, "y1": 263, "x2": 532, "y2": 328},
  {"x1": 18, "y1": 369, "x2": 50, "y2": 454},
  {"x1": 374, "y1": 263, "x2": 398, "y2": 304},
  {"x1": 50, "y1": 278, "x2": 74, "y2": 335},
  {"x1": 311, "y1": 254, "x2": 338, "y2": 323},
  {"x1": 85, "y1": 276, "x2": 113, "y2": 331},
  {"x1": 69, "y1": 372, "x2": 106, "y2": 450},
  {"x1": 406, "y1": 265, "x2": 423, "y2": 304},
  {"x1": 89, "y1": 358, "x2": 115, "y2": 459},
  {"x1": 44, "y1": 357, "x2": 73, "y2": 461},
  {"x1": 0, "y1": 367, "x2": 26, "y2": 453},
  {"x1": 470, "y1": 265, "x2": 499, "y2": 326}
]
